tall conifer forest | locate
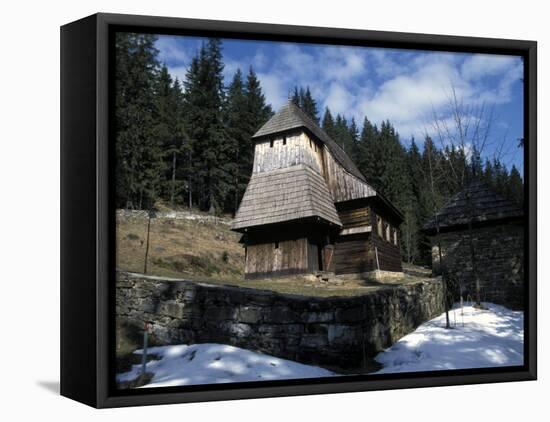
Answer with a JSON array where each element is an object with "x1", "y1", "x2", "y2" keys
[{"x1": 114, "y1": 33, "x2": 523, "y2": 265}]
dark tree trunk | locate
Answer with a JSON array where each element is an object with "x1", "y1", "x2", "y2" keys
[
  {"x1": 143, "y1": 212, "x2": 152, "y2": 274},
  {"x1": 170, "y1": 150, "x2": 177, "y2": 207}
]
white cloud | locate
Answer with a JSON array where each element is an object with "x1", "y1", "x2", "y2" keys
[
  {"x1": 257, "y1": 73, "x2": 288, "y2": 109},
  {"x1": 156, "y1": 36, "x2": 195, "y2": 66},
  {"x1": 324, "y1": 82, "x2": 357, "y2": 116},
  {"x1": 461, "y1": 54, "x2": 520, "y2": 81},
  {"x1": 167, "y1": 66, "x2": 189, "y2": 85},
  {"x1": 155, "y1": 37, "x2": 523, "y2": 145}
]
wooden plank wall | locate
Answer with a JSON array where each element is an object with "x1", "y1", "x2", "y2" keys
[
  {"x1": 253, "y1": 132, "x2": 325, "y2": 176},
  {"x1": 370, "y1": 209, "x2": 403, "y2": 272},
  {"x1": 323, "y1": 148, "x2": 376, "y2": 202},
  {"x1": 245, "y1": 237, "x2": 308, "y2": 276},
  {"x1": 338, "y1": 206, "x2": 371, "y2": 228},
  {"x1": 307, "y1": 241, "x2": 319, "y2": 272},
  {"x1": 334, "y1": 205, "x2": 373, "y2": 274},
  {"x1": 334, "y1": 235, "x2": 375, "y2": 274}
]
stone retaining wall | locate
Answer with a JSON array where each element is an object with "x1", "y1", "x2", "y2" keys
[{"x1": 116, "y1": 272, "x2": 444, "y2": 372}]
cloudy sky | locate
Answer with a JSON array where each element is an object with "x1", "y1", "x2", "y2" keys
[{"x1": 155, "y1": 35, "x2": 524, "y2": 173}]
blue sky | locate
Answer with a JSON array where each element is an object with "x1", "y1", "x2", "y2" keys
[{"x1": 155, "y1": 35, "x2": 524, "y2": 174}]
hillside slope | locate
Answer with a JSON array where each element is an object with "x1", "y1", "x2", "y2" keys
[{"x1": 116, "y1": 210, "x2": 245, "y2": 281}]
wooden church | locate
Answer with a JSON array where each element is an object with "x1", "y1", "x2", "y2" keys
[{"x1": 231, "y1": 102, "x2": 403, "y2": 279}]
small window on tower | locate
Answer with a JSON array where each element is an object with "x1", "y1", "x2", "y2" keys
[
  {"x1": 309, "y1": 139, "x2": 312, "y2": 148},
  {"x1": 274, "y1": 241, "x2": 279, "y2": 249},
  {"x1": 270, "y1": 139, "x2": 274, "y2": 148},
  {"x1": 283, "y1": 136, "x2": 287, "y2": 146}
]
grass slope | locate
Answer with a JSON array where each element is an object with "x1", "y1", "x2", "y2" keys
[
  {"x1": 116, "y1": 209, "x2": 432, "y2": 297},
  {"x1": 116, "y1": 210, "x2": 244, "y2": 281}
]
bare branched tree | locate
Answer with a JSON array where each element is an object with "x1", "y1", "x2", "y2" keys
[{"x1": 427, "y1": 86, "x2": 509, "y2": 308}]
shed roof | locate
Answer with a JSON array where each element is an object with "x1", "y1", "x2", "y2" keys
[
  {"x1": 231, "y1": 164, "x2": 342, "y2": 231},
  {"x1": 252, "y1": 101, "x2": 366, "y2": 182},
  {"x1": 423, "y1": 181, "x2": 523, "y2": 233}
]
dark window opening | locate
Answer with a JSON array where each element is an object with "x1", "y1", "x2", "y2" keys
[
  {"x1": 309, "y1": 139, "x2": 312, "y2": 148},
  {"x1": 283, "y1": 136, "x2": 287, "y2": 145},
  {"x1": 274, "y1": 241, "x2": 279, "y2": 249},
  {"x1": 270, "y1": 139, "x2": 274, "y2": 148}
]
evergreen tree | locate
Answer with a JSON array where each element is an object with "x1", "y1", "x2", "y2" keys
[
  {"x1": 402, "y1": 139, "x2": 423, "y2": 263},
  {"x1": 301, "y1": 87, "x2": 319, "y2": 123},
  {"x1": 183, "y1": 39, "x2": 229, "y2": 213},
  {"x1": 348, "y1": 117, "x2": 360, "y2": 162},
  {"x1": 291, "y1": 86, "x2": 301, "y2": 107},
  {"x1": 244, "y1": 67, "x2": 273, "y2": 135},
  {"x1": 224, "y1": 69, "x2": 247, "y2": 213},
  {"x1": 492, "y1": 158, "x2": 509, "y2": 197},
  {"x1": 290, "y1": 86, "x2": 319, "y2": 123},
  {"x1": 321, "y1": 107, "x2": 336, "y2": 139},
  {"x1": 357, "y1": 116, "x2": 382, "y2": 189},
  {"x1": 507, "y1": 165, "x2": 524, "y2": 206},
  {"x1": 334, "y1": 114, "x2": 353, "y2": 153},
  {"x1": 152, "y1": 66, "x2": 188, "y2": 206},
  {"x1": 114, "y1": 32, "x2": 161, "y2": 209}
]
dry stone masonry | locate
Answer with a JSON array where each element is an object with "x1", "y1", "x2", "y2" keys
[{"x1": 116, "y1": 272, "x2": 444, "y2": 373}]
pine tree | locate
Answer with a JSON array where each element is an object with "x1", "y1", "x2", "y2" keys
[
  {"x1": 183, "y1": 39, "x2": 229, "y2": 213},
  {"x1": 301, "y1": 87, "x2": 319, "y2": 123},
  {"x1": 357, "y1": 116, "x2": 381, "y2": 189},
  {"x1": 507, "y1": 165, "x2": 524, "y2": 206},
  {"x1": 114, "y1": 32, "x2": 162, "y2": 209},
  {"x1": 492, "y1": 158, "x2": 509, "y2": 197},
  {"x1": 348, "y1": 117, "x2": 360, "y2": 162},
  {"x1": 334, "y1": 114, "x2": 353, "y2": 153},
  {"x1": 224, "y1": 69, "x2": 247, "y2": 213},
  {"x1": 321, "y1": 107, "x2": 336, "y2": 139},
  {"x1": 402, "y1": 139, "x2": 423, "y2": 263},
  {"x1": 291, "y1": 86, "x2": 301, "y2": 107},
  {"x1": 222, "y1": 67, "x2": 273, "y2": 214},
  {"x1": 290, "y1": 86, "x2": 319, "y2": 123},
  {"x1": 152, "y1": 66, "x2": 188, "y2": 206},
  {"x1": 244, "y1": 67, "x2": 273, "y2": 135}
]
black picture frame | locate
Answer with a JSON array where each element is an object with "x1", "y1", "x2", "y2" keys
[{"x1": 61, "y1": 12, "x2": 537, "y2": 408}]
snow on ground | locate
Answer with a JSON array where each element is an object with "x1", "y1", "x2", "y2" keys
[
  {"x1": 118, "y1": 303, "x2": 523, "y2": 387},
  {"x1": 117, "y1": 343, "x2": 335, "y2": 388},
  {"x1": 374, "y1": 302, "x2": 524, "y2": 374}
]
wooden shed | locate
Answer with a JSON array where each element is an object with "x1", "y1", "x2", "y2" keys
[
  {"x1": 231, "y1": 102, "x2": 403, "y2": 279},
  {"x1": 423, "y1": 181, "x2": 524, "y2": 309}
]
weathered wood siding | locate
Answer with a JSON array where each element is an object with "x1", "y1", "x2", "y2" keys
[
  {"x1": 323, "y1": 148, "x2": 376, "y2": 202},
  {"x1": 307, "y1": 241, "x2": 319, "y2": 272},
  {"x1": 338, "y1": 206, "x2": 371, "y2": 228},
  {"x1": 245, "y1": 237, "x2": 309, "y2": 278},
  {"x1": 370, "y1": 209, "x2": 403, "y2": 272},
  {"x1": 253, "y1": 132, "x2": 324, "y2": 176},
  {"x1": 334, "y1": 234, "x2": 375, "y2": 274},
  {"x1": 334, "y1": 205, "x2": 373, "y2": 274}
]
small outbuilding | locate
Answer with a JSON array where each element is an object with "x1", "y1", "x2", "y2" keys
[
  {"x1": 423, "y1": 181, "x2": 524, "y2": 309},
  {"x1": 231, "y1": 101, "x2": 403, "y2": 279}
]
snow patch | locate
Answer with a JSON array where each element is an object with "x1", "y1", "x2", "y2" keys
[
  {"x1": 374, "y1": 302, "x2": 524, "y2": 373},
  {"x1": 117, "y1": 343, "x2": 335, "y2": 388}
]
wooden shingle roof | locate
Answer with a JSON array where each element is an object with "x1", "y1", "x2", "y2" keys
[
  {"x1": 231, "y1": 164, "x2": 342, "y2": 231},
  {"x1": 252, "y1": 102, "x2": 367, "y2": 182},
  {"x1": 423, "y1": 181, "x2": 523, "y2": 232}
]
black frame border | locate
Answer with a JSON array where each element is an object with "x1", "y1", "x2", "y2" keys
[{"x1": 61, "y1": 12, "x2": 537, "y2": 408}]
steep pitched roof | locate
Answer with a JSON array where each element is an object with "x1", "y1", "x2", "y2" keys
[
  {"x1": 423, "y1": 181, "x2": 523, "y2": 232},
  {"x1": 252, "y1": 101, "x2": 366, "y2": 182},
  {"x1": 231, "y1": 164, "x2": 342, "y2": 231}
]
